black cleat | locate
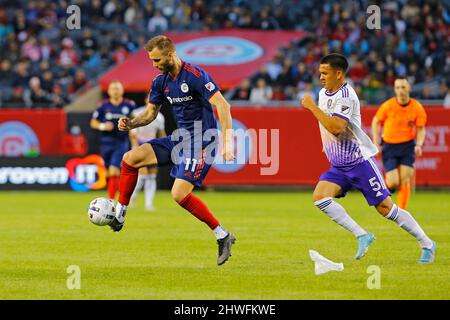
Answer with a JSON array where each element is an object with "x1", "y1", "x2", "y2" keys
[
  {"x1": 108, "y1": 217, "x2": 124, "y2": 232},
  {"x1": 217, "y1": 233, "x2": 236, "y2": 266}
]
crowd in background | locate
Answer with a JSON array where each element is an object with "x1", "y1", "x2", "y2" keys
[{"x1": 0, "y1": 0, "x2": 449, "y2": 109}]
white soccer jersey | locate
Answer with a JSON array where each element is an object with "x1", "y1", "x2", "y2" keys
[
  {"x1": 317, "y1": 82, "x2": 378, "y2": 167},
  {"x1": 131, "y1": 107, "x2": 165, "y2": 144}
]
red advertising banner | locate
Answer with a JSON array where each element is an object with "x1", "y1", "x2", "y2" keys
[
  {"x1": 205, "y1": 107, "x2": 450, "y2": 186},
  {"x1": 99, "y1": 29, "x2": 304, "y2": 92},
  {"x1": 0, "y1": 109, "x2": 67, "y2": 156}
]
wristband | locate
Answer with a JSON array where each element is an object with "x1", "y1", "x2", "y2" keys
[{"x1": 99, "y1": 123, "x2": 106, "y2": 131}]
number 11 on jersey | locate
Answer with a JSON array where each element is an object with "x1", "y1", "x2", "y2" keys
[{"x1": 184, "y1": 158, "x2": 198, "y2": 172}]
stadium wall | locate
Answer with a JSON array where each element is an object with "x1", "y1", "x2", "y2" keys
[{"x1": 0, "y1": 107, "x2": 449, "y2": 190}]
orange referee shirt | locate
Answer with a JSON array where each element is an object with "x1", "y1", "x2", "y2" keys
[{"x1": 375, "y1": 97, "x2": 427, "y2": 144}]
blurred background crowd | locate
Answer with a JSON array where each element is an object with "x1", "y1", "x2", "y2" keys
[{"x1": 0, "y1": 0, "x2": 449, "y2": 109}]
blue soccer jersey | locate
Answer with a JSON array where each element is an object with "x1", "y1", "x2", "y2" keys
[
  {"x1": 92, "y1": 98, "x2": 136, "y2": 145},
  {"x1": 147, "y1": 61, "x2": 221, "y2": 187},
  {"x1": 148, "y1": 61, "x2": 219, "y2": 135}
]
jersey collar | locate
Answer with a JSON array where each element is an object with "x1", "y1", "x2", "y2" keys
[
  {"x1": 168, "y1": 60, "x2": 185, "y2": 80},
  {"x1": 325, "y1": 82, "x2": 347, "y2": 96}
]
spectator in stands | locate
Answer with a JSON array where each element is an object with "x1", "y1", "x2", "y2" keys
[
  {"x1": 147, "y1": 10, "x2": 168, "y2": 33},
  {"x1": 274, "y1": 61, "x2": 295, "y2": 89},
  {"x1": 0, "y1": 59, "x2": 13, "y2": 86},
  {"x1": 40, "y1": 70, "x2": 54, "y2": 93},
  {"x1": 271, "y1": 85, "x2": 287, "y2": 101},
  {"x1": 249, "y1": 78, "x2": 273, "y2": 104},
  {"x1": 436, "y1": 81, "x2": 448, "y2": 100},
  {"x1": 71, "y1": 69, "x2": 88, "y2": 93},
  {"x1": 251, "y1": 65, "x2": 272, "y2": 87},
  {"x1": 39, "y1": 37, "x2": 53, "y2": 61},
  {"x1": 27, "y1": 76, "x2": 51, "y2": 108},
  {"x1": 0, "y1": 0, "x2": 448, "y2": 109},
  {"x1": 58, "y1": 37, "x2": 79, "y2": 68},
  {"x1": 4, "y1": 86, "x2": 27, "y2": 107},
  {"x1": 12, "y1": 58, "x2": 30, "y2": 88},
  {"x1": 348, "y1": 57, "x2": 369, "y2": 84},
  {"x1": 79, "y1": 29, "x2": 98, "y2": 60},
  {"x1": 253, "y1": 7, "x2": 279, "y2": 30},
  {"x1": 124, "y1": 0, "x2": 138, "y2": 26},
  {"x1": 231, "y1": 79, "x2": 251, "y2": 101},
  {"x1": 444, "y1": 91, "x2": 450, "y2": 108},
  {"x1": 38, "y1": 14, "x2": 60, "y2": 42},
  {"x1": 0, "y1": 7, "x2": 13, "y2": 42},
  {"x1": 191, "y1": 0, "x2": 207, "y2": 23},
  {"x1": 12, "y1": 9, "x2": 27, "y2": 34},
  {"x1": 293, "y1": 62, "x2": 313, "y2": 87},
  {"x1": 21, "y1": 36, "x2": 41, "y2": 62},
  {"x1": 266, "y1": 54, "x2": 283, "y2": 83},
  {"x1": 49, "y1": 83, "x2": 70, "y2": 108},
  {"x1": 112, "y1": 44, "x2": 129, "y2": 65}
]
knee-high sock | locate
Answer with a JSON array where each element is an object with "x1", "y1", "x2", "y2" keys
[
  {"x1": 107, "y1": 176, "x2": 119, "y2": 200},
  {"x1": 385, "y1": 204, "x2": 433, "y2": 249},
  {"x1": 144, "y1": 174, "x2": 157, "y2": 208},
  {"x1": 315, "y1": 197, "x2": 367, "y2": 237},
  {"x1": 397, "y1": 183, "x2": 411, "y2": 209},
  {"x1": 118, "y1": 161, "x2": 139, "y2": 206},
  {"x1": 179, "y1": 193, "x2": 220, "y2": 230}
]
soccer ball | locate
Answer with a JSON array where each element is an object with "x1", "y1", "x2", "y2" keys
[{"x1": 87, "y1": 197, "x2": 116, "y2": 226}]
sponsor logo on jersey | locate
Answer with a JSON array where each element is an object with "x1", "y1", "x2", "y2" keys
[
  {"x1": 105, "y1": 112, "x2": 124, "y2": 119},
  {"x1": 167, "y1": 96, "x2": 193, "y2": 104}
]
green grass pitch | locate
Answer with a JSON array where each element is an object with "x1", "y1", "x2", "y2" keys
[{"x1": 1, "y1": 190, "x2": 448, "y2": 299}]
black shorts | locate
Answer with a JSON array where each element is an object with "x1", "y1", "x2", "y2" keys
[{"x1": 381, "y1": 140, "x2": 415, "y2": 172}]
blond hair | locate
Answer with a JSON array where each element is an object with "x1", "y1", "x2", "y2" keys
[{"x1": 144, "y1": 35, "x2": 176, "y2": 54}]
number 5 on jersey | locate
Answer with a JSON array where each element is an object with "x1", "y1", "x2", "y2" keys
[{"x1": 369, "y1": 177, "x2": 383, "y2": 197}]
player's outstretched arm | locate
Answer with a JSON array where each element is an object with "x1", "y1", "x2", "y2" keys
[
  {"x1": 118, "y1": 102, "x2": 161, "y2": 131},
  {"x1": 210, "y1": 91, "x2": 235, "y2": 161},
  {"x1": 371, "y1": 116, "x2": 382, "y2": 150},
  {"x1": 90, "y1": 118, "x2": 114, "y2": 132},
  {"x1": 301, "y1": 95, "x2": 347, "y2": 136}
]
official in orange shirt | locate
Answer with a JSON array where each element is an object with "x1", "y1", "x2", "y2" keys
[{"x1": 371, "y1": 78, "x2": 427, "y2": 209}]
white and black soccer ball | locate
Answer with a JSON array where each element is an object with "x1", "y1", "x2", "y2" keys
[{"x1": 87, "y1": 197, "x2": 116, "y2": 226}]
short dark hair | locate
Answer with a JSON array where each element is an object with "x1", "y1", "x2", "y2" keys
[
  {"x1": 320, "y1": 53, "x2": 349, "y2": 73},
  {"x1": 395, "y1": 76, "x2": 409, "y2": 82}
]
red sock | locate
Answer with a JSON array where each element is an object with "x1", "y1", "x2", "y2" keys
[
  {"x1": 107, "y1": 176, "x2": 119, "y2": 199},
  {"x1": 118, "y1": 161, "x2": 139, "y2": 205},
  {"x1": 179, "y1": 193, "x2": 220, "y2": 230}
]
